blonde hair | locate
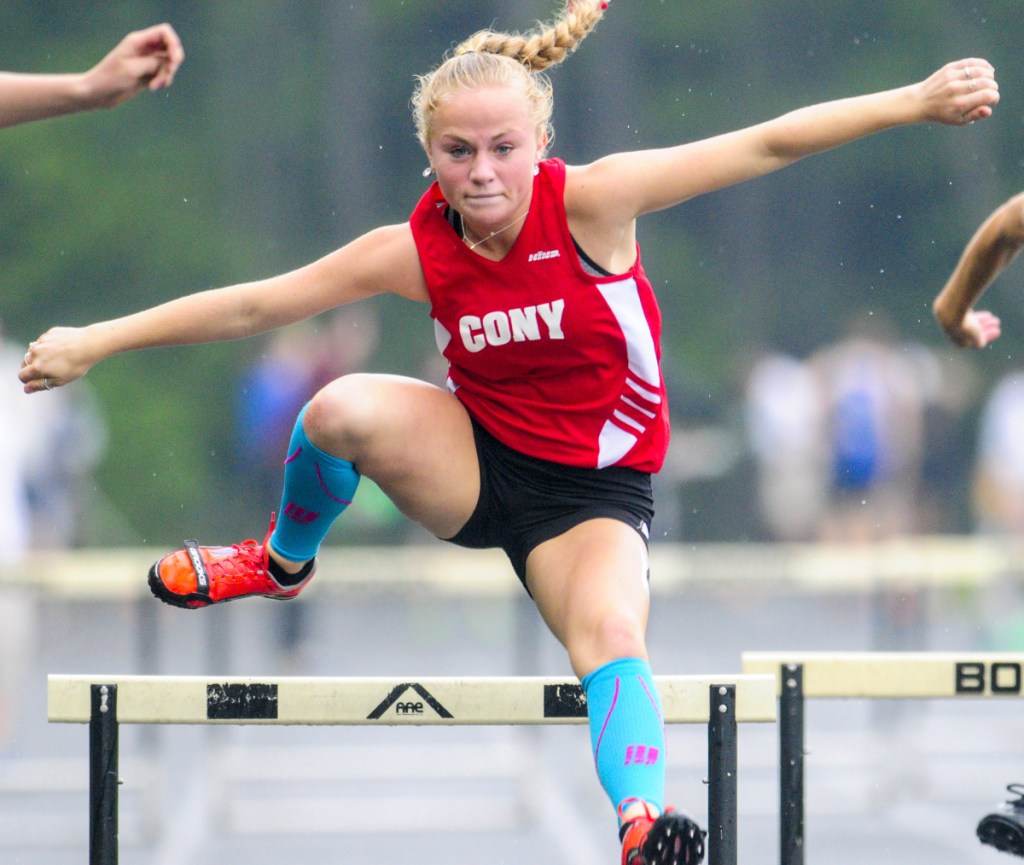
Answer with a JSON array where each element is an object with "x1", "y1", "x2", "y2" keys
[{"x1": 412, "y1": 1, "x2": 608, "y2": 154}]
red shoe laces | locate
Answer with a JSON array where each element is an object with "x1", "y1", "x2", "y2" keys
[{"x1": 208, "y1": 539, "x2": 266, "y2": 580}]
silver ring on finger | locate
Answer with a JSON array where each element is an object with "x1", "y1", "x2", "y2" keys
[
  {"x1": 964, "y1": 66, "x2": 972, "y2": 79},
  {"x1": 43, "y1": 377, "x2": 52, "y2": 390},
  {"x1": 24, "y1": 352, "x2": 31, "y2": 364}
]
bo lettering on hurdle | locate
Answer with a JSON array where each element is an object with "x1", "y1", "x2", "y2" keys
[
  {"x1": 741, "y1": 650, "x2": 1024, "y2": 865},
  {"x1": 49, "y1": 672, "x2": 776, "y2": 865}
]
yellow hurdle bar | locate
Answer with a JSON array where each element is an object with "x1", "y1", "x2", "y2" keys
[
  {"x1": 741, "y1": 650, "x2": 1024, "y2": 699},
  {"x1": 49, "y1": 673, "x2": 777, "y2": 726}
]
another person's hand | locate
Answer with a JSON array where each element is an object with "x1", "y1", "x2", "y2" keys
[
  {"x1": 938, "y1": 308, "x2": 1002, "y2": 349},
  {"x1": 82, "y1": 22, "x2": 185, "y2": 109}
]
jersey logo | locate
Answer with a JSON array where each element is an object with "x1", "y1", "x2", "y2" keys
[
  {"x1": 528, "y1": 249, "x2": 561, "y2": 262},
  {"x1": 459, "y1": 299, "x2": 565, "y2": 353}
]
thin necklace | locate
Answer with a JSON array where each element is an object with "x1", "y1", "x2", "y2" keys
[{"x1": 462, "y1": 209, "x2": 528, "y2": 251}]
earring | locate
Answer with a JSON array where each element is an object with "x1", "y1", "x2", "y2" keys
[
  {"x1": 422, "y1": 166, "x2": 435, "y2": 178},
  {"x1": 533, "y1": 164, "x2": 540, "y2": 176}
]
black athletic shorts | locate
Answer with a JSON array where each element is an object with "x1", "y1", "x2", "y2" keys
[{"x1": 446, "y1": 418, "x2": 655, "y2": 589}]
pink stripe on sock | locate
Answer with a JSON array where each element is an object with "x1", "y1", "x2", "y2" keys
[
  {"x1": 637, "y1": 674, "x2": 665, "y2": 732},
  {"x1": 283, "y1": 446, "x2": 302, "y2": 465},
  {"x1": 593, "y1": 677, "x2": 620, "y2": 764},
  {"x1": 315, "y1": 461, "x2": 353, "y2": 506}
]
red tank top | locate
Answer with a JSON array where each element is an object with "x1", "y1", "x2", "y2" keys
[{"x1": 409, "y1": 158, "x2": 669, "y2": 472}]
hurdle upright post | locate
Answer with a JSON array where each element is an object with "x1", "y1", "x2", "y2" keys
[
  {"x1": 89, "y1": 684, "x2": 119, "y2": 865},
  {"x1": 778, "y1": 664, "x2": 804, "y2": 865},
  {"x1": 707, "y1": 684, "x2": 737, "y2": 865}
]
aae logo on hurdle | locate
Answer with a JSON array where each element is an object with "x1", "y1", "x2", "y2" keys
[{"x1": 367, "y1": 682, "x2": 453, "y2": 720}]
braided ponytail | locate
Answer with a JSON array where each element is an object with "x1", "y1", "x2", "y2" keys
[
  {"x1": 413, "y1": 1, "x2": 609, "y2": 152},
  {"x1": 455, "y1": 0, "x2": 608, "y2": 72}
]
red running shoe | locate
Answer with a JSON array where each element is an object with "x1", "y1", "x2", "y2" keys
[
  {"x1": 619, "y1": 801, "x2": 705, "y2": 865},
  {"x1": 148, "y1": 514, "x2": 314, "y2": 609}
]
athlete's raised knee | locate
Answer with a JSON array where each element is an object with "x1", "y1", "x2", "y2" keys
[{"x1": 303, "y1": 374, "x2": 389, "y2": 455}]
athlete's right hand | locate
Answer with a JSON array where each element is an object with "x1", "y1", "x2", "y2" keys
[{"x1": 19, "y1": 326, "x2": 97, "y2": 393}]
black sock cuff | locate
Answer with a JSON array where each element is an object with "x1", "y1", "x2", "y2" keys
[{"x1": 268, "y1": 555, "x2": 314, "y2": 587}]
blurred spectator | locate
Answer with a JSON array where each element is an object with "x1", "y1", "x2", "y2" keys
[
  {"x1": 909, "y1": 347, "x2": 981, "y2": 534},
  {"x1": 0, "y1": 322, "x2": 104, "y2": 552},
  {"x1": 972, "y1": 370, "x2": 1024, "y2": 535},
  {"x1": 22, "y1": 381, "x2": 107, "y2": 549},
  {"x1": 743, "y1": 325, "x2": 975, "y2": 542},
  {"x1": 807, "y1": 317, "x2": 942, "y2": 672},
  {"x1": 234, "y1": 308, "x2": 385, "y2": 508},
  {"x1": 0, "y1": 333, "x2": 35, "y2": 747},
  {"x1": 235, "y1": 325, "x2": 320, "y2": 513},
  {"x1": 0, "y1": 330, "x2": 33, "y2": 562},
  {"x1": 744, "y1": 351, "x2": 827, "y2": 542},
  {"x1": 809, "y1": 314, "x2": 926, "y2": 543},
  {"x1": 309, "y1": 305, "x2": 381, "y2": 390}
]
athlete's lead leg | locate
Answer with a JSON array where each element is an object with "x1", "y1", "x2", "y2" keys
[{"x1": 149, "y1": 374, "x2": 480, "y2": 608}]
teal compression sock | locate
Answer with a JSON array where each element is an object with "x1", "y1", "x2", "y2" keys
[
  {"x1": 582, "y1": 657, "x2": 666, "y2": 818},
  {"x1": 269, "y1": 404, "x2": 360, "y2": 562}
]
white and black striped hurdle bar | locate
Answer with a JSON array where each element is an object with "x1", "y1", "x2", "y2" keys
[
  {"x1": 49, "y1": 673, "x2": 776, "y2": 865},
  {"x1": 741, "y1": 651, "x2": 1024, "y2": 865}
]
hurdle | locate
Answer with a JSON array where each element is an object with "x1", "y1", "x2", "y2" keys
[
  {"x1": 49, "y1": 672, "x2": 775, "y2": 865},
  {"x1": 741, "y1": 650, "x2": 1024, "y2": 865}
]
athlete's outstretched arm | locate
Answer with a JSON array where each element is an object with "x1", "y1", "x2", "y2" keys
[
  {"x1": 568, "y1": 58, "x2": 998, "y2": 226},
  {"x1": 933, "y1": 193, "x2": 1024, "y2": 349},
  {"x1": 0, "y1": 23, "x2": 185, "y2": 129},
  {"x1": 19, "y1": 224, "x2": 426, "y2": 394}
]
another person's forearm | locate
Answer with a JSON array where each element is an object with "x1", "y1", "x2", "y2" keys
[
  {"x1": 0, "y1": 23, "x2": 183, "y2": 129},
  {"x1": 0, "y1": 72, "x2": 96, "y2": 128},
  {"x1": 934, "y1": 207, "x2": 1024, "y2": 328},
  {"x1": 935, "y1": 241, "x2": 1012, "y2": 329}
]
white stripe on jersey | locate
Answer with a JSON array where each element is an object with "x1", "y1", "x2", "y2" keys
[
  {"x1": 625, "y1": 375, "x2": 660, "y2": 403},
  {"x1": 613, "y1": 409, "x2": 646, "y2": 433},
  {"x1": 595, "y1": 277, "x2": 662, "y2": 467},
  {"x1": 434, "y1": 318, "x2": 452, "y2": 352},
  {"x1": 620, "y1": 395, "x2": 658, "y2": 419},
  {"x1": 597, "y1": 420, "x2": 638, "y2": 469},
  {"x1": 597, "y1": 278, "x2": 660, "y2": 386}
]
